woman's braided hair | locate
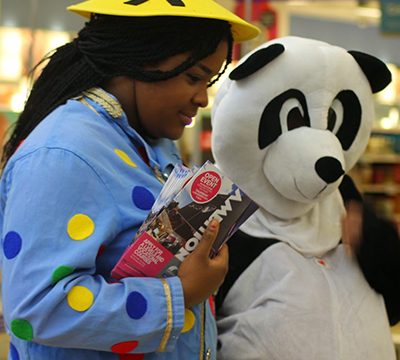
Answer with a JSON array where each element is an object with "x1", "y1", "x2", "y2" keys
[{"x1": 2, "y1": 15, "x2": 233, "y2": 167}]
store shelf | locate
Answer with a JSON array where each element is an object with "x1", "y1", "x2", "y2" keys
[
  {"x1": 360, "y1": 183, "x2": 400, "y2": 195},
  {"x1": 372, "y1": 128, "x2": 400, "y2": 136},
  {"x1": 360, "y1": 153, "x2": 400, "y2": 164},
  {"x1": 352, "y1": 149, "x2": 400, "y2": 223}
]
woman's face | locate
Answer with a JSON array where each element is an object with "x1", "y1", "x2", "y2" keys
[{"x1": 131, "y1": 40, "x2": 229, "y2": 140}]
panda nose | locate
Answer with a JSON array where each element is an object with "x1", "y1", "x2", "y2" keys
[{"x1": 315, "y1": 156, "x2": 344, "y2": 184}]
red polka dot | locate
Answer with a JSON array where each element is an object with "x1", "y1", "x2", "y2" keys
[
  {"x1": 96, "y1": 245, "x2": 106, "y2": 258},
  {"x1": 111, "y1": 340, "x2": 139, "y2": 354},
  {"x1": 16, "y1": 140, "x2": 25, "y2": 152},
  {"x1": 119, "y1": 354, "x2": 145, "y2": 360},
  {"x1": 208, "y1": 295, "x2": 215, "y2": 317}
]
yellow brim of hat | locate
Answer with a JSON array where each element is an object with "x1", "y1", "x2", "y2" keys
[{"x1": 67, "y1": 0, "x2": 260, "y2": 42}]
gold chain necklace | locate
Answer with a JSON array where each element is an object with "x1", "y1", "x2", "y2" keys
[
  {"x1": 76, "y1": 87, "x2": 167, "y2": 184},
  {"x1": 79, "y1": 87, "x2": 124, "y2": 119}
]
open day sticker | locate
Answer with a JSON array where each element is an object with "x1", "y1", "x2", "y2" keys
[{"x1": 190, "y1": 171, "x2": 222, "y2": 204}]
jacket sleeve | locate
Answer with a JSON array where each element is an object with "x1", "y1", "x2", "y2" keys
[
  {"x1": 1, "y1": 147, "x2": 185, "y2": 353},
  {"x1": 339, "y1": 174, "x2": 400, "y2": 325}
]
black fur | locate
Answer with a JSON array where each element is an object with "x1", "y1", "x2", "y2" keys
[
  {"x1": 229, "y1": 44, "x2": 284, "y2": 80},
  {"x1": 217, "y1": 175, "x2": 400, "y2": 326},
  {"x1": 348, "y1": 50, "x2": 392, "y2": 93}
]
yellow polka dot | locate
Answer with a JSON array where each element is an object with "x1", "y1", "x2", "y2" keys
[
  {"x1": 114, "y1": 149, "x2": 137, "y2": 168},
  {"x1": 67, "y1": 286, "x2": 94, "y2": 312},
  {"x1": 182, "y1": 309, "x2": 196, "y2": 333},
  {"x1": 67, "y1": 214, "x2": 95, "y2": 241}
]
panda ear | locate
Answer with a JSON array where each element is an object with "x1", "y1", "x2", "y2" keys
[
  {"x1": 229, "y1": 43, "x2": 285, "y2": 81},
  {"x1": 348, "y1": 50, "x2": 392, "y2": 93}
]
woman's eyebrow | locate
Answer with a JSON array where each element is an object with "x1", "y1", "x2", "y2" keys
[{"x1": 196, "y1": 63, "x2": 212, "y2": 75}]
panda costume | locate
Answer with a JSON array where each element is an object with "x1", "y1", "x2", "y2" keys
[{"x1": 211, "y1": 37, "x2": 400, "y2": 360}]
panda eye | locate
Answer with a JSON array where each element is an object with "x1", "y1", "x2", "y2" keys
[
  {"x1": 334, "y1": 90, "x2": 361, "y2": 150},
  {"x1": 288, "y1": 108, "x2": 307, "y2": 130},
  {"x1": 327, "y1": 108, "x2": 336, "y2": 131},
  {"x1": 259, "y1": 89, "x2": 309, "y2": 150},
  {"x1": 280, "y1": 98, "x2": 307, "y2": 132},
  {"x1": 328, "y1": 98, "x2": 344, "y2": 134}
]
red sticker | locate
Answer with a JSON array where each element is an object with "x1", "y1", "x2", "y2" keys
[{"x1": 190, "y1": 171, "x2": 222, "y2": 204}]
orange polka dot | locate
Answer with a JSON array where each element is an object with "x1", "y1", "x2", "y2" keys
[{"x1": 67, "y1": 286, "x2": 94, "y2": 312}]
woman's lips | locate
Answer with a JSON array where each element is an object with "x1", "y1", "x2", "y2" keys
[{"x1": 180, "y1": 113, "x2": 194, "y2": 126}]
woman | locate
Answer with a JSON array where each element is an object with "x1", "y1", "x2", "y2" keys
[{"x1": 0, "y1": 1, "x2": 259, "y2": 359}]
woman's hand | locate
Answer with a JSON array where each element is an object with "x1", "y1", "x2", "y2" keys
[{"x1": 178, "y1": 219, "x2": 229, "y2": 308}]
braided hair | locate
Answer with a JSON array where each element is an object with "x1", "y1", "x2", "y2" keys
[{"x1": 2, "y1": 15, "x2": 233, "y2": 167}]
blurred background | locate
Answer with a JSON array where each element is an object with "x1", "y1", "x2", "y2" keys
[{"x1": 0, "y1": 0, "x2": 400, "y2": 358}]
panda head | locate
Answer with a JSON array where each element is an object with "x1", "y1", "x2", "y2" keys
[{"x1": 211, "y1": 36, "x2": 391, "y2": 219}]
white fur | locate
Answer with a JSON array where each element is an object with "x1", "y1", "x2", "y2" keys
[{"x1": 213, "y1": 36, "x2": 395, "y2": 359}]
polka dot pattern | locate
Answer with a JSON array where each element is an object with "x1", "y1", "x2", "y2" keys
[
  {"x1": 115, "y1": 149, "x2": 137, "y2": 168},
  {"x1": 10, "y1": 342, "x2": 20, "y2": 360},
  {"x1": 315, "y1": 258, "x2": 330, "y2": 268},
  {"x1": 3, "y1": 231, "x2": 22, "y2": 259},
  {"x1": 11, "y1": 319, "x2": 33, "y2": 341},
  {"x1": 111, "y1": 340, "x2": 139, "y2": 354},
  {"x1": 67, "y1": 214, "x2": 95, "y2": 240},
  {"x1": 182, "y1": 309, "x2": 196, "y2": 333},
  {"x1": 208, "y1": 295, "x2": 216, "y2": 317},
  {"x1": 126, "y1": 291, "x2": 147, "y2": 319},
  {"x1": 119, "y1": 354, "x2": 145, "y2": 360},
  {"x1": 67, "y1": 286, "x2": 94, "y2": 312},
  {"x1": 96, "y1": 245, "x2": 106, "y2": 259},
  {"x1": 51, "y1": 266, "x2": 74, "y2": 285},
  {"x1": 131, "y1": 186, "x2": 155, "y2": 211}
]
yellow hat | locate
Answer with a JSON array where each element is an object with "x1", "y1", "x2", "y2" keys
[{"x1": 67, "y1": 0, "x2": 260, "y2": 42}]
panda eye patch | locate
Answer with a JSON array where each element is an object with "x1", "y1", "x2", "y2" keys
[
  {"x1": 287, "y1": 107, "x2": 307, "y2": 130},
  {"x1": 333, "y1": 90, "x2": 361, "y2": 150},
  {"x1": 258, "y1": 89, "x2": 310, "y2": 150},
  {"x1": 327, "y1": 98, "x2": 344, "y2": 134},
  {"x1": 327, "y1": 108, "x2": 336, "y2": 131}
]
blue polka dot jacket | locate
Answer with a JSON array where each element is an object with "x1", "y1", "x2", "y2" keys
[{"x1": 0, "y1": 88, "x2": 218, "y2": 360}]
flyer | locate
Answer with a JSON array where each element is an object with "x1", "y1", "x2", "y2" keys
[{"x1": 111, "y1": 161, "x2": 258, "y2": 279}]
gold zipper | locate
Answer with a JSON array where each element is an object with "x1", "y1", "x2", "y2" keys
[
  {"x1": 199, "y1": 302, "x2": 206, "y2": 360},
  {"x1": 157, "y1": 279, "x2": 173, "y2": 352}
]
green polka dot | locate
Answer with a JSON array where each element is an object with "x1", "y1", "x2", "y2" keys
[
  {"x1": 67, "y1": 214, "x2": 95, "y2": 240},
  {"x1": 51, "y1": 266, "x2": 74, "y2": 285},
  {"x1": 11, "y1": 319, "x2": 33, "y2": 341}
]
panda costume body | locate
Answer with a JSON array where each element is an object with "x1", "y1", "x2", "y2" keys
[{"x1": 211, "y1": 37, "x2": 397, "y2": 360}]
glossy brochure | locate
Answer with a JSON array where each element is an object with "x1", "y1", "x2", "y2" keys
[{"x1": 111, "y1": 161, "x2": 258, "y2": 279}]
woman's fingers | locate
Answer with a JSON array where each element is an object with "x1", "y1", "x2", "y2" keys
[{"x1": 193, "y1": 219, "x2": 220, "y2": 257}]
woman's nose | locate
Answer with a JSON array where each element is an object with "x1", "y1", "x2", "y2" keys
[{"x1": 193, "y1": 87, "x2": 209, "y2": 108}]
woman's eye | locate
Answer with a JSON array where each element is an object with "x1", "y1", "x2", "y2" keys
[{"x1": 187, "y1": 74, "x2": 201, "y2": 83}]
